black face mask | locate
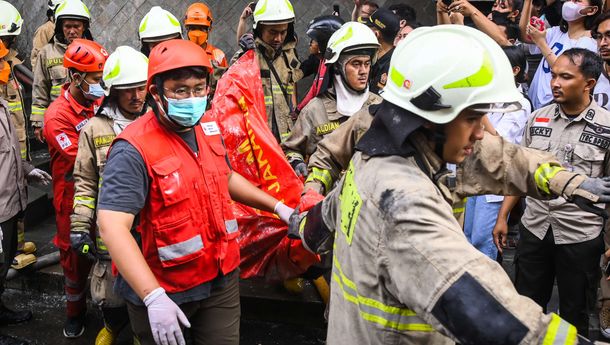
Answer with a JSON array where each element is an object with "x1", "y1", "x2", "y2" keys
[{"x1": 491, "y1": 10, "x2": 512, "y2": 24}]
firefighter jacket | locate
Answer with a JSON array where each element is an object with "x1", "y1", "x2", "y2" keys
[
  {"x1": 71, "y1": 107, "x2": 122, "y2": 259},
  {"x1": 305, "y1": 105, "x2": 375, "y2": 194},
  {"x1": 232, "y1": 38, "x2": 303, "y2": 143},
  {"x1": 31, "y1": 20, "x2": 55, "y2": 69},
  {"x1": 116, "y1": 111, "x2": 240, "y2": 293},
  {"x1": 282, "y1": 91, "x2": 381, "y2": 165},
  {"x1": 43, "y1": 84, "x2": 98, "y2": 250},
  {"x1": 320, "y1": 130, "x2": 589, "y2": 344},
  {"x1": 0, "y1": 50, "x2": 28, "y2": 160},
  {"x1": 31, "y1": 40, "x2": 68, "y2": 127},
  {"x1": 0, "y1": 98, "x2": 33, "y2": 223}
]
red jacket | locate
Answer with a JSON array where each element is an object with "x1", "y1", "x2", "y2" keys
[
  {"x1": 117, "y1": 112, "x2": 239, "y2": 293},
  {"x1": 43, "y1": 84, "x2": 99, "y2": 249}
]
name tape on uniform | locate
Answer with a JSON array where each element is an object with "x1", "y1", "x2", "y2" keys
[{"x1": 201, "y1": 121, "x2": 220, "y2": 136}]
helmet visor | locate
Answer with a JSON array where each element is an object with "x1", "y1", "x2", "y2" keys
[{"x1": 469, "y1": 101, "x2": 522, "y2": 114}]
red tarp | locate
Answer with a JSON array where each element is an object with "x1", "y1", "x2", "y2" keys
[{"x1": 208, "y1": 50, "x2": 319, "y2": 281}]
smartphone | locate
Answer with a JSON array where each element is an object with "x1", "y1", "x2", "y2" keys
[
  {"x1": 442, "y1": 0, "x2": 453, "y2": 6},
  {"x1": 249, "y1": 2, "x2": 256, "y2": 11}
]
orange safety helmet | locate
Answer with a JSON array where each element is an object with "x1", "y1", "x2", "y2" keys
[
  {"x1": 63, "y1": 39, "x2": 109, "y2": 73},
  {"x1": 147, "y1": 39, "x2": 213, "y2": 91},
  {"x1": 184, "y1": 3, "x2": 213, "y2": 28},
  {"x1": 0, "y1": 40, "x2": 8, "y2": 59}
]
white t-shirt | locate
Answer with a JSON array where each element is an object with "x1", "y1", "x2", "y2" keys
[
  {"x1": 528, "y1": 27, "x2": 597, "y2": 110},
  {"x1": 594, "y1": 71, "x2": 610, "y2": 111}
]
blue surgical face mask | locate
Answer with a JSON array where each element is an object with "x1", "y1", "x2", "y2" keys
[
  {"x1": 164, "y1": 96, "x2": 208, "y2": 127},
  {"x1": 80, "y1": 79, "x2": 105, "y2": 100}
]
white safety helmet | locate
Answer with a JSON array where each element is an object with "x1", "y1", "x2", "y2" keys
[
  {"x1": 0, "y1": 1, "x2": 23, "y2": 36},
  {"x1": 139, "y1": 6, "x2": 182, "y2": 43},
  {"x1": 324, "y1": 22, "x2": 379, "y2": 65},
  {"x1": 48, "y1": 0, "x2": 65, "y2": 12},
  {"x1": 253, "y1": 0, "x2": 295, "y2": 29},
  {"x1": 102, "y1": 46, "x2": 149, "y2": 96},
  {"x1": 54, "y1": 0, "x2": 90, "y2": 23},
  {"x1": 381, "y1": 25, "x2": 522, "y2": 124}
]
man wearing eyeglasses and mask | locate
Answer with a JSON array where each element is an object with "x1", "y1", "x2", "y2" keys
[{"x1": 96, "y1": 39, "x2": 295, "y2": 345}]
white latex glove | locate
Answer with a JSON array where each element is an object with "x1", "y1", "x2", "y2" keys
[
  {"x1": 274, "y1": 202, "x2": 294, "y2": 225},
  {"x1": 143, "y1": 287, "x2": 191, "y2": 345},
  {"x1": 27, "y1": 168, "x2": 52, "y2": 185}
]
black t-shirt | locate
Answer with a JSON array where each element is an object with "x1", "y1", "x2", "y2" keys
[{"x1": 369, "y1": 47, "x2": 395, "y2": 95}]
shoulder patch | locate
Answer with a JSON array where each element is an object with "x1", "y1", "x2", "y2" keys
[
  {"x1": 56, "y1": 132, "x2": 72, "y2": 150},
  {"x1": 585, "y1": 109, "x2": 595, "y2": 121}
]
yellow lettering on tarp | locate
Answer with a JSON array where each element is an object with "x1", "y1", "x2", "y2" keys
[
  {"x1": 239, "y1": 96, "x2": 281, "y2": 194},
  {"x1": 315, "y1": 121, "x2": 340, "y2": 136},
  {"x1": 93, "y1": 135, "x2": 115, "y2": 148},
  {"x1": 46, "y1": 58, "x2": 64, "y2": 68}
]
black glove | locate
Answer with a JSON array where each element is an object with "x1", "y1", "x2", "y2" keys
[
  {"x1": 70, "y1": 231, "x2": 96, "y2": 261},
  {"x1": 574, "y1": 196, "x2": 609, "y2": 219},
  {"x1": 239, "y1": 33, "x2": 255, "y2": 52},
  {"x1": 290, "y1": 159, "x2": 309, "y2": 177},
  {"x1": 287, "y1": 206, "x2": 302, "y2": 240}
]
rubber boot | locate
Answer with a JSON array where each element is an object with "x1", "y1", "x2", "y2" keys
[
  {"x1": 11, "y1": 220, "x2": 36, "y2": 270},
  {"x1": 95, "y1": 326, "x2": 116, "y2": 345},
  {"x1": 313, "y1": 276, "x2": 330, "y2": 305},
  {"x1": 283, "y1": 277, "x2": 306, "y2": 294}
]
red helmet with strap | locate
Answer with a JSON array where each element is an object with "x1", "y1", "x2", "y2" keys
[
  {"x1": 146, "y1": 39, "x2": 213, "y2": 91},
  {"x1": 63, "y1": 39, "x2": 109, "y2": 72}
]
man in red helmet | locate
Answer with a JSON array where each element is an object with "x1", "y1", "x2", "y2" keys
[
  {"x1": 97, "y1": 39, "x2": 294, "y2": 345},
  {"x1": 43, "y1": 38, "x2": 108, "y2": 339}
]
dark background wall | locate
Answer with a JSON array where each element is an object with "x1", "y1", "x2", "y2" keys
[{"x1": 9, "y1": 0, "x2": 437, "y2": 68}]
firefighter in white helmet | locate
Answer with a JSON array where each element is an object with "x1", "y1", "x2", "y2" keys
[
  {"x1": 232, "y1": 0, "x2": 303, "y2": 143},
  {"x1": 70, "y1": 45, "x2": 148, "y2": 345},
  {"x1": 0, "y1": 0, "x2": 40, "y2": 272},
  {"x1": 31, "y1": 0, "x2": 92, "y2": 143},
  {"x1": 291, "y1": 25, "x2": 610, "y2": 344},
  {"x1": 282, "y1": 22, "x2": 381, "y2": 177},
  {"x1": 31, "y1": 0, "x2": 65, "y2": 69},
  {"x1": 138, "y1": 6, "x2": 182, "y2": 57}
]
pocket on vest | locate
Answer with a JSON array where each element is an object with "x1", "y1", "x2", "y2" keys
[
  {"x1": 151, "y1": 157, "x2": 189, "y2": 206},
  {"x1": 154, "y1": 212, "x2": 205, "y2": 268}
]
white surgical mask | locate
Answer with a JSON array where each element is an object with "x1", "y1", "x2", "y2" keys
[{"x1": 561, "y1": 1, "x2": 588, "y2": 22}]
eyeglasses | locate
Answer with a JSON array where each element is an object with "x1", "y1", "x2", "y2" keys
[
  {"x1": 592, "y1": 31, "x2": 610, "y2": 41},
  {"x1": 164, "y1": 86, "x2": 206, "y2": 99}
]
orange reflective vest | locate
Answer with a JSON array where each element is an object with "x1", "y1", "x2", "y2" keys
[{"x1": 117, "y1": 111, "x2": 239, "y2": 293}]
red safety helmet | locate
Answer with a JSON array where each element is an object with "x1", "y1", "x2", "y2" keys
[
  {"x1": 63, "y1": 39, "x2": 109, "y2": 73},
  {"x1": 184, "y1": 3, "x2": 213, "y2": 28},
  {"x1": 147, "y1": 39, "x2": 213, "y2": 91}
]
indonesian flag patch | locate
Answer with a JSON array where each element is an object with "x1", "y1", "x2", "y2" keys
[{"x1": 534, "y1": 117, "x2": 550, "y2": 127}]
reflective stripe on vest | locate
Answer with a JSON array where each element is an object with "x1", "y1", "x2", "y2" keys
[
  {"x1": 332, "y1": 255, "x2": 435, "y2": 332},
  {"x1": 74, "y1": 195, "x2": 96, "y2": 210},
  {"x1": 542, "y1": 313, "x2": 577, "y2": 345},
  {"x1": 534, "y1": 163, "x2": 563, "y2": 195},
  {"x1": 51, "y1": 85, "x2": 62, "y2": 97},
  {"x1": 31, "y1": 105, "x2": 46, "y2": 116},
  {"x1": 158, "y1": 235, "x2": 204, "y2": 263},
  {"x1": 306, "y1": 167, "x2": 333, "y2": 192},
  {"x1": 8, "y1": 101, "x2": 22, "y2": 112}
]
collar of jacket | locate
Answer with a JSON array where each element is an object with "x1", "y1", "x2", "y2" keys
[
  {"x1": 255, "y1": 37, "x2": 296, "y2": 61},
  {"x1": 355, "y1": 100, "x2": 425, "y2": 157}
]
